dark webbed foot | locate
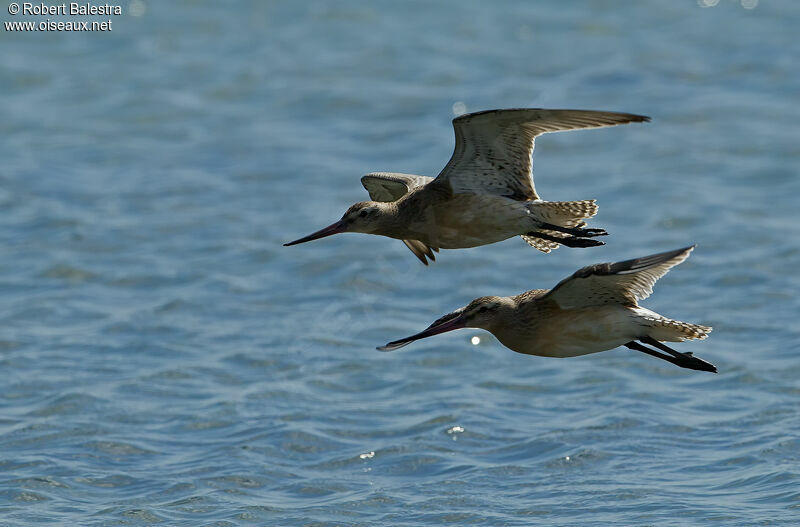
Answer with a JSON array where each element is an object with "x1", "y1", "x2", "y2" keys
[
  {"x1": 538, "y1": 222, "x2": 608, "y2": 238},
  {"x1": 558, "y1": 237, "x2": 605, "y2": 248},
  {"x1": 626, "y1": 339, "x2": 717, "y2": 373},
  {"x1": 580, "y1": 228, "x2": 608, "y2": 237},
  {"x1": 525, "y1": 230, "x2": 606, "y2": 249},
  {"x1": 640, "y1": 336, "x2": 717, "y2": 373}
]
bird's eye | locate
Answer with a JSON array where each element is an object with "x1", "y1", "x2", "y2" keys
[
  {"x1": 478, "y1": 306, "x2": 488, "y2": 313},
  {"x1": 359, "y1": 209, "x2": 369, "y2": 217}
]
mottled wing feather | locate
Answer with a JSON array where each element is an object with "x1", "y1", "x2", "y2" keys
[
  {"x1": 361, "y1": 172, "x2": 433, "y2": 202},
  {"x1": 544, "y1": 245, "x2": 695, "y2": 308},
  {"x1": 436, "y1": 109, "x2": 650, "y2": 200}
]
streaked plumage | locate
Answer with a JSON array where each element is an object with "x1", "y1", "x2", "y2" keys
[
  {"x1": 378, "y1": 246, "x2": 716, "y2": 373},
  {"x1": 285, "y1": 108, "x2": 649, "y2": 264}
]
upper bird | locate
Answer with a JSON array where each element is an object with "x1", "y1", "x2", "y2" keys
[
  {"x1": 285, "y1": 108, "x2": 650, "y2": 264},
  {"x1": 378, "y1": 245, "x2": 716, "y2": 373}
]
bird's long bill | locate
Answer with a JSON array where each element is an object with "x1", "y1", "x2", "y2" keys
[
  {"x1": 377, "y1": 311, "x2": 466, "y2": 352},
  {"x1": 284, "y1": 219, "x2": 347, "y2": 246}
]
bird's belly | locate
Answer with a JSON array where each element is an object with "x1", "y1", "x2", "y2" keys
[
  {"x1": 434, "y1": 227, "x2": 516, "y2": 249},
  {"x1": 500, "y1": 307, "x2": 639, "y2": 358},
  {"x1": 418, "y1": 197, "x2": 531, "y2": 248}
]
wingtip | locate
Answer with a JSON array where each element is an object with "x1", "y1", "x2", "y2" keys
[
  {"x1": 615, "y1": 111, "x2": 649, "y2": 123},
  {"x1": 602, "y1": 244, "x2": 698, "y2": 276},
  {"x1": 656, "y1": 244, "x2": 698, "y2": 261},
  {"x1": 454, "y1": 108, "x2": 654, "y2": 124}
]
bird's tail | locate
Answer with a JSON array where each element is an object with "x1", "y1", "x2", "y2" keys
[
  {"x1": 521, "y1": 233, "x2": 560, "y2": 253},
  {"x1": 532, "y1": 199, "x2": 598, "y2": 227},
  {"x1": 521, "y1": 200, "x2": 599, "y2": 253},
  {"x1": 645, "y1": 316, "x2": 712, "y2": 342}
]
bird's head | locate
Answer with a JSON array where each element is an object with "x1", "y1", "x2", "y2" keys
[
  {"x1": 284, "y1": 201, "x2": 388, "y2": 246},
  {"x1": 340, "y1": 201, "x2": 387, "y2": 234},
  {"x1": 377, "y1": 296, "x2": 506, "y2": 351},
  {"x1": 460, "y1": 296, "x2": 506, "y2": 329}
]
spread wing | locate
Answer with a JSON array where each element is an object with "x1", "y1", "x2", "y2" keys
[
  {"x1": 361, "y1": 172, "x2": 439, "y2": 265},
  {"x1": 544, "y1": 245, "x2": 695, "y2": 309},
  {"x1": 435, "y1": 108, "x2": 650, "y2": 200},
  {"x1": 361, "y1": 172, "x2": 433, "y2": 202}
]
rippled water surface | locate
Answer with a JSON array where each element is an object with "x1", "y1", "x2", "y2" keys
[{"x1": 2, "y1": 1, "x2": 799, "y2": 525}]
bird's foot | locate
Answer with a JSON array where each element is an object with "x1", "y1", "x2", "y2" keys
[
  {"x1": 580, "y1": 228, "x2": 608, "y2": 237},
  {"x1": 537, "y1": 222, "x2": 609, "y2": 238},
  {"x1": 625, "y1": 340, "x2": 717, "y2": 373},
  {"x1": 640, "y1": 336, "x2": 717, "y2": 373},
  {"x1": 525, "y1": 230, "x2": 606, "y2": 248},
  {"x1": 559, "y1": 237, "x2": 605, "y2": 248}
]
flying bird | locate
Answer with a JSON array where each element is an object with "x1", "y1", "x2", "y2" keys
[
  {"x1": 285, "y1": 108, "x2": 649, "y2": 264},
  {"x1": 378, "y1": 245, "x2": 716, "y2": 373}
]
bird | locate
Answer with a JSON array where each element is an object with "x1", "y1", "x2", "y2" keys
[
  {"x1": 284, "y1": 108, "x2": 650, "y2": 264},
  {"x1": 377, "y1": 245, "x2": 716, "y2": 373}
]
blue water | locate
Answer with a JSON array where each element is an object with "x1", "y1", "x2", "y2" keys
[{"x1": 2, "y1": 1, "x2": 799, "y2": 525}]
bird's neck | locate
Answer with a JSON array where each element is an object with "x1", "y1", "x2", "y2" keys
[
  {"x1": 484, "y1": 298, "x2": 543, "y2": 346},
  {"x1": 368, "y1": 202, "x2": 406, "y2": 237},
  {"x1": 473, "y1": 298, "x2": 517, "y2": 333}
]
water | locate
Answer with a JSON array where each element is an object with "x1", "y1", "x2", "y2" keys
[{"x1": 2, "y1": 1, "x2": 799, "y2": 525}]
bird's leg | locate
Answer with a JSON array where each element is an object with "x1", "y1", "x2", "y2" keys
[
  {"x1": 625, "y1": 340, "x2": 717, "y2": 373},
  {"x1": 537, "y1": 222, "x2": 608, "y2": 238},
  {"x1": 625, "y1": 341, "x2": 684, "y2": 367},
  {"x1": 525, "y1": 231, "x2": 605, "y2": 248},
  {"x1": 640, "y1": 336, "x2": 717, "y2": 373}
]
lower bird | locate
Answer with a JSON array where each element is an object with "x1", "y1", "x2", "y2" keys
[
  {"x1": 378, "y1": 245, "x2": 716, "y2": 373},
  {"x1": 285, "y1": 108, "x2": 649, "y2": 264}
]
